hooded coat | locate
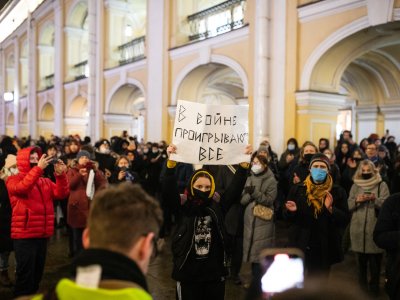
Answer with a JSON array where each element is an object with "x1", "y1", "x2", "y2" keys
[
  {"x1": 163, "y1": 165, "x2": 248, "y2": 282},
  {"x1": 6, "y1": 147, "x2": 70, "y2": 239},
  {"x1": 241, "y1": 168, "x2": 277, "y2": 263}
]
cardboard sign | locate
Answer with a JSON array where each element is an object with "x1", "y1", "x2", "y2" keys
[{"x1": 171, "y1": 100, "x2": 250, "y2": 165}]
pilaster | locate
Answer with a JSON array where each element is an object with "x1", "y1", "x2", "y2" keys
[
  {"x1": 253, "y1": 0, "x2": 270, "y2": 146},
  {"x1": 28, "y1": 14, "x2": 37, "y2": 138},
  {"x1": 53, "y1": 0, "x2": 64, "y2": 136},
  {"x1": 13, "y1": 37, "x2": 20, "y2": 135},
  {"x1": 146, "y1": 0, "x2": 167, "y2": 141}
]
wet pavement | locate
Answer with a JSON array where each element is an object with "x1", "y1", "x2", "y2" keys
[{"x1": 0, "y1": 222, "x2": 390, "y2": 300}]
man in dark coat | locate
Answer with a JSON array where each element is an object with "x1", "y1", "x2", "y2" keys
[
  {"x1": 0, "y1": 154, "x2": 17, "y2": 287},
  {"x1": 373, "y1": 193, "x2": 400, "y2": 300},
  {"x1": 285, "y1": 153, "x2": 349, "y2": 275}
]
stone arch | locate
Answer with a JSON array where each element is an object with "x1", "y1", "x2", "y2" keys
[
  {"x1": 21, "y1": 108, "x2": 28, "y2": 123},
  {"x1": 299, "y1": 14, "x2": 400, "y2": 142},
  {"x1": 67, "y1": 95, "x2": 88, "y2": 117},
  {"x1": 105, "y1": 83, "x2": 146, "y2": 139},
  {"x1": 6, "y1": 112, "x2": 14, "y2": 125},
  {"x1": 67, "y1": 0, "x2": 88, "y2": 28},
  {"x1": 172, "y1": 54, "x2": 248, "y2": 105},
  {"x1": 106, "y1": 78, "x2": 146, "y2": 112},
  {"x1": 40, "y1": 103, "x2": 54, "y2": 121}
]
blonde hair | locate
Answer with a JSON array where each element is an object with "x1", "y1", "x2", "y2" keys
[{"x1": 353, "y1": 159, "x2": 378, "y2": 180}]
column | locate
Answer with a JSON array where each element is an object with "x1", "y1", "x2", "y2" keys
[
  {"x1": 355, "y1": 106, "x2": 378, "y2": 141},
  {"x1": 87, "y1": 0, "x2": 104, "y2": 140},
  {"x1": 253, "y1": 0, "x2": 270, "y2": 146},
  {"x1": 28, "y1": 14, "x2": 38, "y2": 138},
  {"x1": 269, "y1": 0, "x2": 287, "y2": 154},
  {"x1": 146, "y1": 0, "x2": 167, "y2": 141},
  {"x1": 0, "y1": 49, "x2": 5, "y2": 134},
  {"x1": 53, "y1": 0, "x2": 64, "y2": 136},
  {"x1": 13, "y1": 37, "x2": 20, "y2": 135}
]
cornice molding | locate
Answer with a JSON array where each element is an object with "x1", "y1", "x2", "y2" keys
[
  {"x1": 295, "y1": 91, "x2": 348, "y2": 107},
  {"x1": 103, "y1": 59, "x2": 147, "y2": 78},
  {"x1": 169, "y1": 26, "x2": 249, "y2": 61},
  {"x1": 64, "y1": 117, "x2": 87, "y2": 125},
  {"x1": 103, "y1": 113, "x2": 134, "y2": 123},
  {"x1": 379, "y1": 104, "x2": 400, "y2": 119},
  {"x1": 298, "y1": 0, "x2": 365, "y2": 23}
]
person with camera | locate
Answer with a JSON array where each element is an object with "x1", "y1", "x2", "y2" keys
[
  {"x1": 6, "y1": 146, "x2": 69, "y2": 297},
  {"x1": 66, "y1": 150, "x2": 107, "y2": 257},
  {"x1": 348, "y1": 159, "x2": 389, "y2": 296},
  {"x1": 285, "y1": 153, "x2": 349, "y2": 276},
  {"x1": 109, "y1": 155, "x2": 140, "y2": 185}
]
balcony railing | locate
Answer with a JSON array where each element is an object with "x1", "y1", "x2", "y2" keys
[
  {"x1": 44, "y1": 73, "x2": 54, "y2": 89},
  {"x1": 187, "y1": 0, "x2": 246, "y2": 42},
  {"x1": 73, "y1": 60, "x2": 89, "y2": 80},
  {"x1": 118, "y1": 36, "x2": 146, "y2": 66}
]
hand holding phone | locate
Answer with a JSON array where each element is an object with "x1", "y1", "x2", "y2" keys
[{"x1": 259, "y1": 248, "x2": 304, "y2": 299}]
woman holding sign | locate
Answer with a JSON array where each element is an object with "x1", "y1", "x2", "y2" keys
[{"x1": 163, "y1": 144, "x2": 252, "y2": 300}]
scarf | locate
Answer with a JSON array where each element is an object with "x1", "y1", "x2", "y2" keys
[
  {"x1": 304, "y1": 174, "x2": 333, "y2": 218},
  {"x1": 353, "y1": 172, "x2": 382, "y2": 190}
]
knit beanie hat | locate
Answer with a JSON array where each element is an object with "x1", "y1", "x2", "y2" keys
[
  {"x1": 310, "y1": 153, "x2": 330, "y2": 170},
  {"x1": 258, "y1": 145, "x2": 268, "y2": 153},
  {"x1": 76, "y1": 150, "x2": 91, "y2": 160}
]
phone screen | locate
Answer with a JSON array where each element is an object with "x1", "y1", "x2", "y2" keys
[{"x1": 260, "y1": 252, "x2": 304, "y2": 299}]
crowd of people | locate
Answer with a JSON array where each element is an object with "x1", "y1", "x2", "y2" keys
[{"x1": 0, "y1": 129, "x2": 399, "y2": 299}]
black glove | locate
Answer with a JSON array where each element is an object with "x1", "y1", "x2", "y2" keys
[{"x1": 244, "y1": 186, "x2": 255, "y2": 194}]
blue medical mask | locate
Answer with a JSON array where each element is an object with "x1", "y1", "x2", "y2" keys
[{"x1": 310, "y1": 168, "x2": 327, "y2": 182}]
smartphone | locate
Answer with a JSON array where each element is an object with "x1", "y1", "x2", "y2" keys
[
  {"x1": 259, "y1": 248, "x2": 304, "y2": 299},
  {"x1": 50, "y1": 157, "x2": 59, "y2": 164}
]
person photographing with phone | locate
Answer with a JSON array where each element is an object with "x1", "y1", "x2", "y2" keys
[
  {"x1": 348, "y1": 159, "x2": 389, "y2": 296},
  {"x1": 6, "y1": 146, "x2": 69, "y2": 297},
  {"x1": 109, "y1": 155, "x2": 140, "y2": 185},
  {"x1": 285, "y1": 153, "x2": 349, "y2": 276},
  {"x1": 66, "y1": 150, "x2": 107, "y2": 257}
]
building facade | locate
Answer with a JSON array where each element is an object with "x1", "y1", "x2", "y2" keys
[{"x1": 1, "y1": 0, "x2": 400, "y2": 153}]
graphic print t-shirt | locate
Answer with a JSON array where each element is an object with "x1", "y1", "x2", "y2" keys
[
  {"x1": 180, "y1": 211, "x2": 225, "y2": 282},
  {"x1": 194, "y1": 215, "x2": 212, "y2": 258}
]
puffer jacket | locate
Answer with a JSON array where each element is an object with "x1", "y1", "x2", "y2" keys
[
  {"x1": 6, "y1": 147, "x2": 69, "y2": 239},
  {"x1": 241, "y1": 168, "x2": 277, "y2": 263},
  {"x1": 348, "y1": 180, "x2": 390, "y2": 253}
]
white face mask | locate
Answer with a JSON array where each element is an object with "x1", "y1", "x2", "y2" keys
[
  {"x1": 288, "y1": 144, "x2": 295, "y2": 151},
  {"x1": 251, "y1": 164, "x2": 264, "y2": 174},
  {"x1": 100, "y1": 147, "x2": 110, "y2": 154}
]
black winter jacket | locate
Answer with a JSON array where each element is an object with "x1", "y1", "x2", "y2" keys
[
  {"x1": 286, "y1": 182, "x2": 349, "y2": 270},
  {"x1": 373, "y1": 193, "x2": 400, "y2": 300},
  {"x1": 163, "y1": 165, "x2": 248, "y2": 282}
]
